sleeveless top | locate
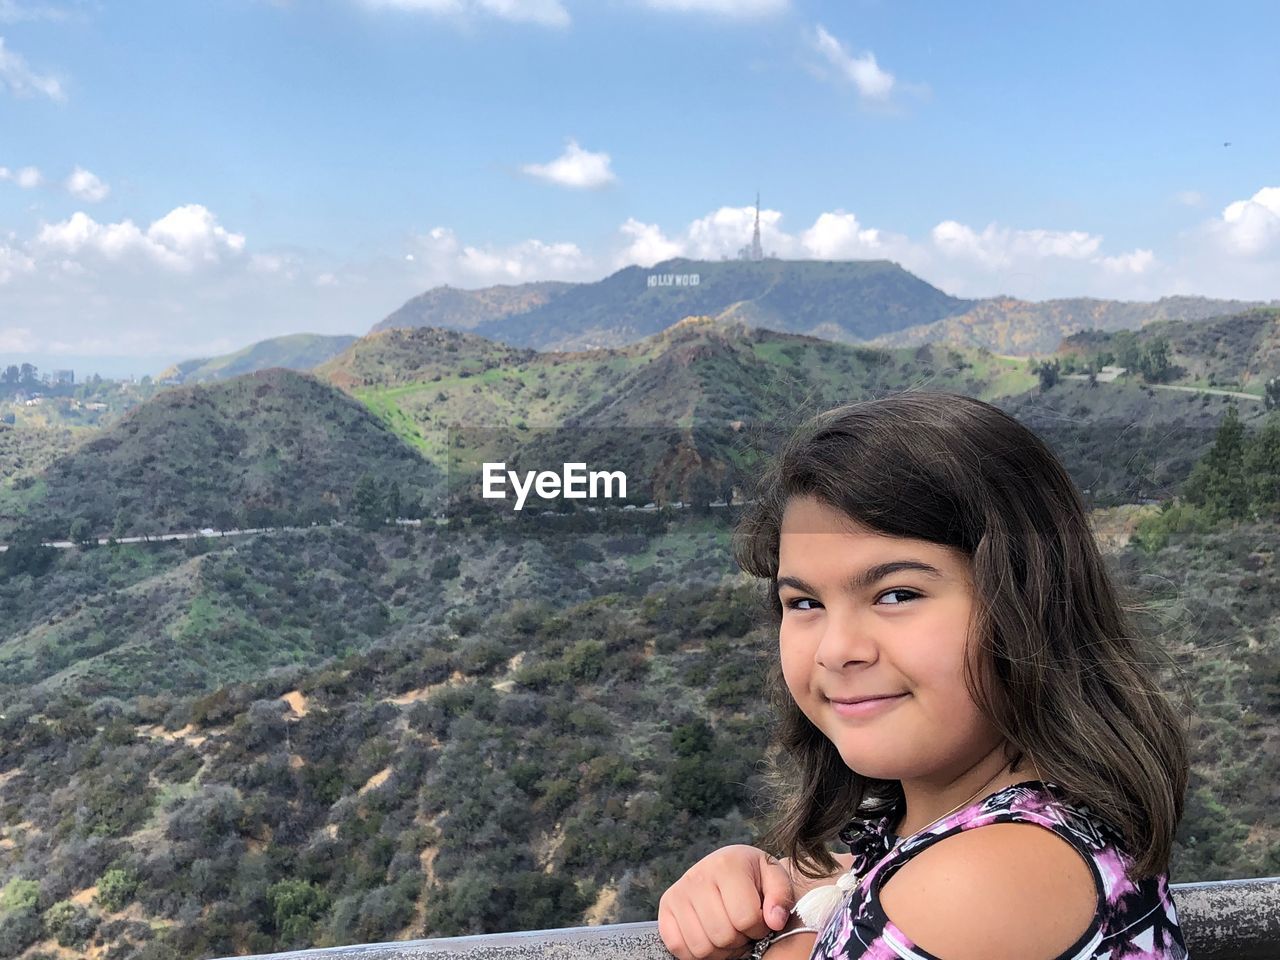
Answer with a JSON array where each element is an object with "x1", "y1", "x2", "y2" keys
[{"x1": 808, "y1": 779, "x2": 1189, "y2": 960}]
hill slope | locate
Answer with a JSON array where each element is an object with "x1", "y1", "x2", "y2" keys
[
  {"x1": 865, "y1": 295, "x2": 1278, "y2": 356},
  {"x1": 372, "y1": 280, "x2": 576, "y2": 334},
  {"x1": 0, "y1": 368, "x2": 439, "y2": 539},
  {"x1": 375, "y1": 258, "x2": 974, "y2": 351},
  {"x1": 157, "y1": 333, "x2": 358, "y2": 384}
]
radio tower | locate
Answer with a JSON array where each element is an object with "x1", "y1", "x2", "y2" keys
[{"x1": 750, "y1": 191, "x2": 764, "y2": 261}]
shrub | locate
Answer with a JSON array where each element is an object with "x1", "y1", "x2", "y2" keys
[
  {"x1": 0, "y1": 877, "x2": 39, "y2": 912},
  {"x1": 43, "y1": 900, "x2": 99, "y2": 948},
  {"x1": 95, "y1": 867, "x2": 140, "y2": 912}
]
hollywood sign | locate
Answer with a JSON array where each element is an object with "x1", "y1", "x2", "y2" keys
[{"x1": 647, "y1": 273, "x2": 700, "y2": 288}]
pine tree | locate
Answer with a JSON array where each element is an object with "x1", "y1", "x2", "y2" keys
[
  {"x1": 1139, "y1": 337, "x2": 1171, "y2": 383},
  {"x1": 385, "y1": 480, "x2": 401, "y2": 521},
  {"x1": 1243, "y1": 414, "x2": 1280, "y2": 518},
  {"x1": 1182, "y1": 403, "x2": 1250, "y2": 521},
  {"x1": 353, "y1": 473, "x2": 384, "y2": 530},
  {"x1": 1265, "y1": 377, "x2": 1280, "y2": 411}
]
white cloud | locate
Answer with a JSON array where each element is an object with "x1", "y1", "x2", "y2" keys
[
  {"x1": 612, "y1": 205, "x2": 915, "y2": 269},
  {"x1": 800, "y1": 211, "x2": 883, "y2": 258},
  {"x1": 811, "y1": 25, "x2": 894, "y2": 102},
  {"x1": 409, "y1": 224, "x2": 595, "y2": 284},
  {"x1": 359, "y1": 0, "x2": 570, "y2": 27},
  {"x1": 0, "y1": 36, "x2": 64, "y2": 100},
  {"x1": 34, "y1": 205, "x2": 246, "y2": 272},
  {"x1": 249, "y1": 252, "x2": 299, "y2": 279},
  {"x1": 65, "y1": 165, "x2": 108, "y2": 201},
  {"x1": 1212, "y1": 186, "x2": 1280, "y2": 257},
  {"x1": 0, "y1": 242, "x2": 34, "y2": 283},
  {"x1": 1174, "y1": 190, "x2": 1203, "y2": 207},
  {"x1": 931, "y1": 220, "x2": 1102, "y2": 270},
  {"x1": 0, "y1": 1, "x2": 74, "y2": 23},
  {"x1": 0, "y1": 164, "x2": 43, "y2": 188},
  {"x1": 640, "y1": 0, "x2": 787, "y2": 15},
  {"x1": 4, "y1": 197, "x2": 1279, "y2": 369},
  {"x1": 521, "y1": 139, "x2": 616, "y2": 189},
  {"x1": 1096, "y1": 248, "x2": 1156, "y2": 275},
  {"x1": 616, "y1": 217, "x2": 684, "y2": 267}
]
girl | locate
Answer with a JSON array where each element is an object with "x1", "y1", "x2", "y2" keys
[{"x1": 657, "y1": 391, "x2": 1191, "y2": 960}]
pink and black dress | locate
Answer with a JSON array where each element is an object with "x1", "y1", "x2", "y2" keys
[{"x1": 808, "y1": 779, "x2": 1189, "y2": 960}]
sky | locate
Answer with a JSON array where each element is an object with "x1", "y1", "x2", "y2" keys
[{"x1": 1, "y1": 0, "x2": 1278, "y2": 378}]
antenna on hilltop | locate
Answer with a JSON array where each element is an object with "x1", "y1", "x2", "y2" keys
[
  {"x1": 751, "y1": 191, "x2": 764, "y2": 261},
  {"x1": 739, "y1": 191, "x2": 765, "y2": 261}
]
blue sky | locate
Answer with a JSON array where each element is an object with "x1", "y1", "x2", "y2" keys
[{"x1": 1, "y1": 0, "x2": 1278, "y2": 377}]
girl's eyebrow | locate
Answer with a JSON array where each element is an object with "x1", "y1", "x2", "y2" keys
[{"x1": 776, "y1": 560, "x2": 946, "y2": 596}]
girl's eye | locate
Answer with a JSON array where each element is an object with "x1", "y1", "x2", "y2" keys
[{"x1": 782, "y1": 589, "x2": 921, "y2": 612}]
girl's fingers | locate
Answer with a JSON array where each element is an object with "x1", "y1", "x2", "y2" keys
[
  {"x1": 758, "y1": 858, "x2": 798, "y2": 930},
  {"x1": 659, "y1": 888, "x2": 752, "y2": 959}
]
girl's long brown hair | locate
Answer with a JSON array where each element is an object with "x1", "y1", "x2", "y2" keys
[{"x1": 732, "y1": 390, "x2": 1191, "y2": 883}]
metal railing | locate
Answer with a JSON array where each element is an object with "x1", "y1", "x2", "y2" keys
[{"x1": 219, "y1": 876, "x2": 1280, "y2": 960}]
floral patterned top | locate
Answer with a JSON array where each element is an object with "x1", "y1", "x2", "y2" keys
[{"x1": 808, "y1": 779, "x2": 1189, "y2": 960}]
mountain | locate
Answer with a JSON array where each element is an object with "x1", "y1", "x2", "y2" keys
[
  {"x1": 863, "y1": 295, "x2": 1279, "y2": 356},
  {"x1": 319, "y1": 316, "x2": 1267, "y2": 516},
  {"x1": 373, "y1": 259, "x2": 1279, "y2": 357},
  {"x1": 156, "y1": 333, "x2": 358, "y2": 384},
  {"x1": 0, "y1": 368, "x2": 439, "y2": 540},
  {"x1": 0, "y1": 315, "x2": 1273, "y2": 959},
  {"x1": 0, "y1": 503, "x2": 1271, "y2": 958},
  {"x1": 373, "y1": 258, "x2": 975, "y2": 351},
  {"x1": 315, "y1": 327, "x2": 538, "y2": 391},
  {"x1": 372, "y1": 280, "x2": 576, "y2": 334},
  {"x1": 1060, "y1": 306, "x2": 1280, "y2": 394}
]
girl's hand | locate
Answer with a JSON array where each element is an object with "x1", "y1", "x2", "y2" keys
[{"x1": 656, "y1": 844, "x2": 799, "y2": 960}]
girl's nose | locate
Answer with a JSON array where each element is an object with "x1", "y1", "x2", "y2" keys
[{"x1": 814, "y1": 609, "x2": 874, "y2": 670}]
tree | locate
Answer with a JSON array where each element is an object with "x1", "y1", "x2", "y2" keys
[
  {"x1": 385, "y1": 480, "x2": 401, "y2": 521},
  {"x1": 1036, "y1": 359, "x2": 1060, "y2": 391},
  {"x1": 353, "y1": 472, "x2": 384, "y2": 530},
  {"x1": 0, "y1": 528, "x2": 55, "y2": 578},
  {"x1": 69, "y1": 518, "x2": 94, "y2": 548},
  {"x1": 688, "y1": 472, "x2": 716, "y2": 515},
  {"x1": 1139, "y1": 337, "x2": 1171, "y2": 383},
  {"x1": 1182, "y1": 403, "x2": 1250, "y2": 521},
  {"x1": 1112, "y1": 332, "x2": 1142, "y2": 375},
  {"x1": 1243, "y1": 414, "x2": 1280, "y2": 517}
]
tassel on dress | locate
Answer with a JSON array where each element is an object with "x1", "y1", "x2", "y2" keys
[{"x1": 793, "y1": 867, "x2": 861, "y2": 931}]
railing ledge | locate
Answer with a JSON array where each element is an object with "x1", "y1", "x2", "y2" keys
[{"x1": 218, "y1": 876, "x2": 1280, "y2": 960}]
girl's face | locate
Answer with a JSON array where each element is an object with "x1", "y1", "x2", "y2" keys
[{"x1": 777, "y1": 495, "x2": 1006, "y2": 782}]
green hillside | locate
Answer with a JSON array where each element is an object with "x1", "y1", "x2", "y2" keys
[
  {"x1": 157, "y1": 334, "x2": 358, "y2": 384},
  {"x1": 325, "y1": 318, "x2": 1265, "y2": 511},
  {"x1": 371, "y1": 281, "x2": 576, "y2": 334},
  {"x1": 0, "y1": 499, "x2": 1272, "y2": 959},
  {"x1": 864, "y1": 295, "x2": 1278, "y2": 356},
  {"x1": 0, "y1": 315, "x2": 1276, "y2": 960},
  {"x1": 1060, "y1": 306, "x2": 1280, "y2": 396},
  {"x1": 0, "y1": 368, "x2": 439, "y2": 540}
]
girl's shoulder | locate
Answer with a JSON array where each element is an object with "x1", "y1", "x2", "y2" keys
[{"x1": 815, "y1": 780, "x2": 1190, "y2": 960}]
